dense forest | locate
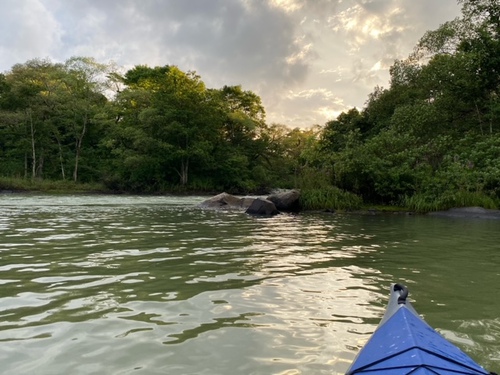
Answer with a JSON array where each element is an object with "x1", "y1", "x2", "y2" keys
[{"x1": 0, "y1": 0, "x2": 499, "y2": 211}]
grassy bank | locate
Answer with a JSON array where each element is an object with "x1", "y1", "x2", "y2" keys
[
  {"x1": 0, "y1": 177, "x2": 109, "y2": 194},
  {"x1": 298, "y1": 186, "x2": 499, "y2": 214},
  {"x1": 402, "y1": 191, "x2": 499, "y2": 213},
  {"x1": 299, "y1": 186, "x2": 363, "y2": 211}
]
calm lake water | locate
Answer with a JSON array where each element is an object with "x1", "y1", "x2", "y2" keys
[{"x1": 0, "y1": 194, "x2": 499, "y2": 374}]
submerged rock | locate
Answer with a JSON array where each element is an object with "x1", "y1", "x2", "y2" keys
[{"x1": 428, "y1": 207, "x2": 500, "y2": 220}]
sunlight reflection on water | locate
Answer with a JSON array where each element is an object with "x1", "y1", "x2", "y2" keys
[{"x1": 0, "y1": 194, "x2": 498, "y2": 374}]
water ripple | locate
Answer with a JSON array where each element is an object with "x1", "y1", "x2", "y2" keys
[{"x1": 0, "y1": 194, "x2": 498, "y2": 374}]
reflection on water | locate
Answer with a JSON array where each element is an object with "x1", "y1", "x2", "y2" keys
[{"x1": 0, "y1": 194, "x2": 498, "y2": 374}]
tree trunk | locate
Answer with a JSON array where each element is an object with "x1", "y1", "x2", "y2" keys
[
  {"x1": 24, "y1": 152, "x2": 28, "y2": 179},
  {"x1": 73, "y1": 114, "x2": 88, "y2": 182},
  {"x1": 176, "y1": 158, "x2": 189, "y2": 186},
  {"x1": 37, "y1": 152, "x2": 44, "y2": 178},
  {"x1": 28, "y1": 108, "x2": 36, "y2": 179},
  {"x1": 73, "y1": 143, "x2": 80, "y2": 182},
  {"x1": 180, "y1": 158, "x2": 189, "y2": 185},
  {"x1": 56, "y1": 136, "x2": 65, "y2": 179},
  {"x1": 474, "y1": 101, "x2": 484, "y2": 135}
]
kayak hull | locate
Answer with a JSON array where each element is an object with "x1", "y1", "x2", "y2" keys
[{"x1": 345, "y1": 284, "x2": 491, "y2": 375}]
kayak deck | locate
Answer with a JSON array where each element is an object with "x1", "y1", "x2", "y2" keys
[{"x1": 346, "y1": 284, "x2": 493, "y2": 375}]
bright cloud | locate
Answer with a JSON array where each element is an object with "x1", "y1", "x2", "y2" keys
[{"x1": 270, "y1": 0, "x2": 303, "y2": 13}]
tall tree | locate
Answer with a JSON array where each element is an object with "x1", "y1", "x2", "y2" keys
[
  {"x1": 0, "y1": 57, "x2": 111, "y2": 182},
  {"x1": 109, "y1": 65, "x2": 220, "y2": 189},
  {"x1": 62, "y1": 57, "x2": 110, "y2": 181},
  {"x1": 4, "y1": 59, "x2": 65, "y2": 178}
]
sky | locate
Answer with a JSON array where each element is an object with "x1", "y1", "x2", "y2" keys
[{"x1": 0, "y1": 0, "x2": 462, "y2": 128}]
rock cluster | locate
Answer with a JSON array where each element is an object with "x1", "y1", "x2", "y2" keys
[{"x1": 198, "y1": 190, "x2": 300, "y2": 216}]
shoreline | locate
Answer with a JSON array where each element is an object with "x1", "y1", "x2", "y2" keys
[{"x1": 2, "y1": 190, "x2": 500, "y2": 219}]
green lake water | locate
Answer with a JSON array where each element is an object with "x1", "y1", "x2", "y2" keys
[{"x1": 0, "y1": 194, "x2": 498, "y2": 374}]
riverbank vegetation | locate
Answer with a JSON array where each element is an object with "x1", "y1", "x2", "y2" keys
[
  {"x1": 0, "y1": 176, "x2": 106, "y2": 194},
  {"x1": 0, "y1": 0, "x2": 499, "y2": 211}
]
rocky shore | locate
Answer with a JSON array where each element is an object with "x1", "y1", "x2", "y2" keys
[{"x1": 199, "y1": 192, "x2": 500, "y2": 220}]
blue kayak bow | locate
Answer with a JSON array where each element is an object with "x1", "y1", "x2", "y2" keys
[{"x1": 346, "y1": 283, "x2": 496, "y2": 375}]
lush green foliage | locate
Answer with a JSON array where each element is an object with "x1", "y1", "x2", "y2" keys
[
  {"x1": 314, "y1": 0, "x2": 500, "y2": 210},
  {"x1": 0, "y1": 59, "x2": 312, "y2": 194}
]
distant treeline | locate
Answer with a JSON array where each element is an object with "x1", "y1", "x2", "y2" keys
[{"x1": 1, "y1": 0, "x2": 499, "y2": 211}]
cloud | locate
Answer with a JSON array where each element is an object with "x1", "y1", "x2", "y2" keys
[
  {"x1": 44, "y1": 0, "x2": 313, "y2": 92},
  {"x1": 0, "y1": 0, "x2": 62, "y2": 70},
  {"x1": 0, "y1": 0, "x2": 462, "y2": 128},
  {"x1": 266, "y1": 87, "x2": 346, "y2": 126}
]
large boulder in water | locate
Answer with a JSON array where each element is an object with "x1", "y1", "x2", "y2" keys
[
  {"x1": 199, "y1": 192, "x2": 245, "y2": 209},
  {"x1": 199, "y1": 192, "x2": 255, "y2": 210},
  {"x1": 267, "y1": 189, "x2": 300, "y2": 212},
  {"x1": 245, "y1": 198, "x2": 279, "y2": 216},
  {"x1": 199, "y1": 192, "x2": 281, "y2": 216},
  {"x1": 239, "y1": 197, "x2": 256, "y2": 209}
]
